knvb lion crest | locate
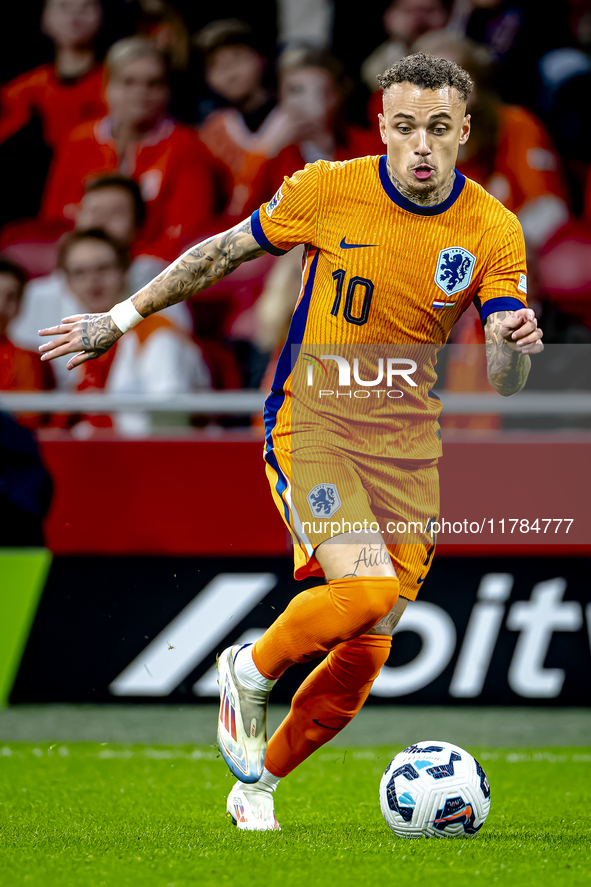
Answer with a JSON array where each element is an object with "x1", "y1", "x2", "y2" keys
[
  {"x1": 307, "y1": 483, "x2": 342, "y2": 518},
  {"x1": 435, "y1": 246, "x2": 476, "y2": 297}
]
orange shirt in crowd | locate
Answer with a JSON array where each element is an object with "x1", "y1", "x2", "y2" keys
[
  {"x1": 41, "y1": 117, "x2": 216, "y2": 261},
  {"x1": 0, "y1": 334, "x2": 54, "y2": 429},
  {"x1": 0, "y1": 335, "x2": 53, "y2": 391},
  {"x1": 199, "y1": 108, "x2": 276, "y2": 219},
  {"x1": 0, "y1": 63, "x2": 107, "y2": 149},
  {"x1": 457, "y1": 105, "x2": 567, "y2": 215}
]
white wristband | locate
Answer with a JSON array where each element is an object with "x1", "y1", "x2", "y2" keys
[{"x1": 110, "y1": 299, "x2": 144, "y2": 334}]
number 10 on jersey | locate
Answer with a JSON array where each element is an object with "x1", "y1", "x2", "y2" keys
[{"x1": 331, "y1": 270, "x2": 374, "y2": 327}]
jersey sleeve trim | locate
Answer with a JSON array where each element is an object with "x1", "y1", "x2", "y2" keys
[
  {"x1": 250, "y1": 209, "x2": 289, "y2": 256},
  {"x1": 473, "y1": 295, "x2": 527, "y2": 324}
]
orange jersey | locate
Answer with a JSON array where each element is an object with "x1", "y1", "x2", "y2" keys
[
  {"x1": 41, "y1": 117, "x2": 216, "y2": 261},
  {"x1": 0, "y1": 63, "x2": 107, "y2": 149},
  {"x1": 251, "y1": 155, "x2": 528, "y2": 463}
]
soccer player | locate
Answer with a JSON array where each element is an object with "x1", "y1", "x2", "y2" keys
[{"x1": 38, "y1": 53, "x2": 544, "y2": 831}]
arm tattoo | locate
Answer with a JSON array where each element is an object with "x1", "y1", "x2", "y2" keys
[
  {"x1": 79, "y1": 313, "x2": 123, "y2": 359},
  {"x1": 485, "y1": 310, "x2": 531, "y2": 396},
  {"x1": 132, "y1": 217, "x2": 266, "y2": 317},
  {"x1": 60, "y1": 219, "x2": 266, "y2": 359}
]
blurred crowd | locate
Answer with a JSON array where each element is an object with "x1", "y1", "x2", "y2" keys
[{"x1": 2, "y1": 0, "x2": 591, "y2": 436}]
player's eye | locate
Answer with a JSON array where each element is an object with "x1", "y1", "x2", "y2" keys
[
  {"x1": 397, "y1": 126, "x2": 412, "y2": 133},
  {"x1": 432, "y1": 127, "x2": 447, "y2": 135}
]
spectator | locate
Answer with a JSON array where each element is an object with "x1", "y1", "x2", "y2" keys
[
  {"x1": 40, "y1": 37, "x2": 216, "y2": 261},
  {"x1": 447, "y1": 0, "x2": 573, "y2": 113},
  {"x1": 251, "y1": 49, "x2": 383, "y2": 207},
  {"x1": 195, "y1": 19, "x2": 282, "y2": 217},
  {"x1": 134, "y1": 0, "x2": 193, "y2": 121},
  {"x1": 0, "y1": 259, "x2": 53, "y2": 394},
  {"x1": 57, "y1": 229, "x2": 211, "y2": 433},
  {"x1": 361, "y1": 0, "x2": 452, "y2": 92},
  {"x1": 0, "y1": 259, "x2": 54, "y2": 430},
  {"x1": 0, "y1": 0, "x2": 107, "y2": 150},
  {"x1": 276, "y1": 0, "x2": 334, "y2": 51},
  {"x1": 539, "y1": 47, "x2": 591, "y2": 214},
  {"x1": 135, "y1": 1, "x2": 191, "y2": 73},
  {"x1": 9, "y1": 175, "x2": 192, "y2": 390},
  {"x1": 414, "y1": 32, "x2": 570, "y2": 249},
  {"x1": 69, "y1": 173, "x2": 175, "y2": 288},
  {"x1": 0, "y1": 411, "x2": 53, "y2": 547}
]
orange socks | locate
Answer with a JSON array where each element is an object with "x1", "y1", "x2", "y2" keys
[
  {"x1": 264, "y1": 633, "x2": 392, "y2": 777},
  {"x1": 252, "y1": 576, "x2": 399, "y2": 680}
]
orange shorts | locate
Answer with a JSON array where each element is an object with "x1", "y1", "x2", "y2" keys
[{"x1": 265, "y1": 441, "x2": 439, "y2": 600}]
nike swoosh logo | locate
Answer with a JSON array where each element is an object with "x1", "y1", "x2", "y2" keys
[
  {"x1": 417, "y1": 575, "x2": 426, "y2": 584},
  {"x1": 313, "y1": 718, "x2": 342, "y2": 731},
  {"x1": 340, "y1": 237, "x2": 379, "y2": 249}
]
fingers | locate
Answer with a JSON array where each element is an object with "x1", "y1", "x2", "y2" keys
[
  {"x1": 38, "y1": 334, "x2": 77, "y2": 359},
  {"x1": 504, "y1": 308, "x2": 535, "y2": 328},
  {"x1": 38, "y1": 322, "x2": 77, "y2": 338},
  {"x1": 66, "y1": 350, "x2": 99, "y2": 369},
  {"x1": 510, "y1": 317, "x2": 537, "y2": 341},
  {"x1": 38, "y1": 334, "x2": 67, "y2": 353},
  {"x1": 515, "y1": 329, "x2": 544, "y2": 354},
  {"x1": 39, "y1": 341, "x2": 83, "y2": 361}
]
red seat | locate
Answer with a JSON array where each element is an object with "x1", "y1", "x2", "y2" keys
[
  {"x1": 0, "y1": 217, "x2": 72, "y2": 278},
  {"x1": 539, "y1": 220, "x2": 591, "y2": 325}
]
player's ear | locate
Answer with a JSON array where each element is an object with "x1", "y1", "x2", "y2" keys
[
  {"x1": 378, "y1": 113, "x2": 387, "y2": 144},
  {"x1": 459, "y1": 113, "x2": 471, "y2": 145}
]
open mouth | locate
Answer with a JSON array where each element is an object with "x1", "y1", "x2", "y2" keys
[{"x1": 412, "y1": 166, "x2": 434, "y2": 180}]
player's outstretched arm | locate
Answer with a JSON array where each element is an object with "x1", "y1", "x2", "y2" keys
[
  {"x1": 38, "y1": 218, "x2": 266, "y2": 369},
  {"x1": 484, "y1": 308, "x2": 544, "y2": 396}
]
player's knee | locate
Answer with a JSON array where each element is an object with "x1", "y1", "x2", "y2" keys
[
  {"x1": 329, "y1": 576, "x2": 399, "y2": 626},
  {"x1": 364, "y1": 576, "x2": 400, "y2": 623}
]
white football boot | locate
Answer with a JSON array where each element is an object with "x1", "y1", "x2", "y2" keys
[
  {"x1": 217, "y1": 645, "x2": 269, "y2": 783},
  {"x1": 226, "y1": 781, "x2": 281, "y2": 831}
]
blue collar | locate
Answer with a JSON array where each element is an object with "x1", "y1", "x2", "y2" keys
[{"x1": 379, "y1": 155, "x2": 465, "y2": 216}]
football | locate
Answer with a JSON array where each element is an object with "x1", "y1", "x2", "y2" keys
[{"x1": 379, "y1": 740, "x2": 491, "y2": 838}]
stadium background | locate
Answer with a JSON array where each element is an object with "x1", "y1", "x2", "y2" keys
[{"x1": 1, "y1": 0, "x2": 591, "y2": 726}]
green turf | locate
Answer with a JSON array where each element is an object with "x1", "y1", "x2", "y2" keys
[{"x1": 0, "y1": 743, "x2": 589, "y2": 887}]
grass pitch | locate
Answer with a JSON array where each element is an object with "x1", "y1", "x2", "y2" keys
[{"x1": 0, "y1": 742, "x2": 589, "y2": 887}]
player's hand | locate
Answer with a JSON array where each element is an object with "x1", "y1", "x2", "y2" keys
[
  {"x1": 499, "y1": 308, "x2": 544, "y2": 355},
  {"x1": 38, "y1": 312, "x2": 123, "y2": 370}
]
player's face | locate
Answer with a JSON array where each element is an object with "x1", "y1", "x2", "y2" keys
[
  {"x1": 379, "y1": 83, "x2": 470, "y2": 197},
  {"x1": 63, "y1": 240, "x2": 127, "y2": 314},
  {"x1": 107, "y1": 56, "x2": 169, "y2": 128},
  {"x1": 77, "y1": 188, "x2": 137, "y2": 245}
]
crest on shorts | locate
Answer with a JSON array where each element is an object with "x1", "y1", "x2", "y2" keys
[
  {"x1": 434, "y1": 246, "x2": 476, "y2": 297},
  {"x1": 265, "y1": 185, "x2": 284, "y2": 218},
  {"x1": 307, "y1": 483, "x2": 342, "y2": 518}
]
